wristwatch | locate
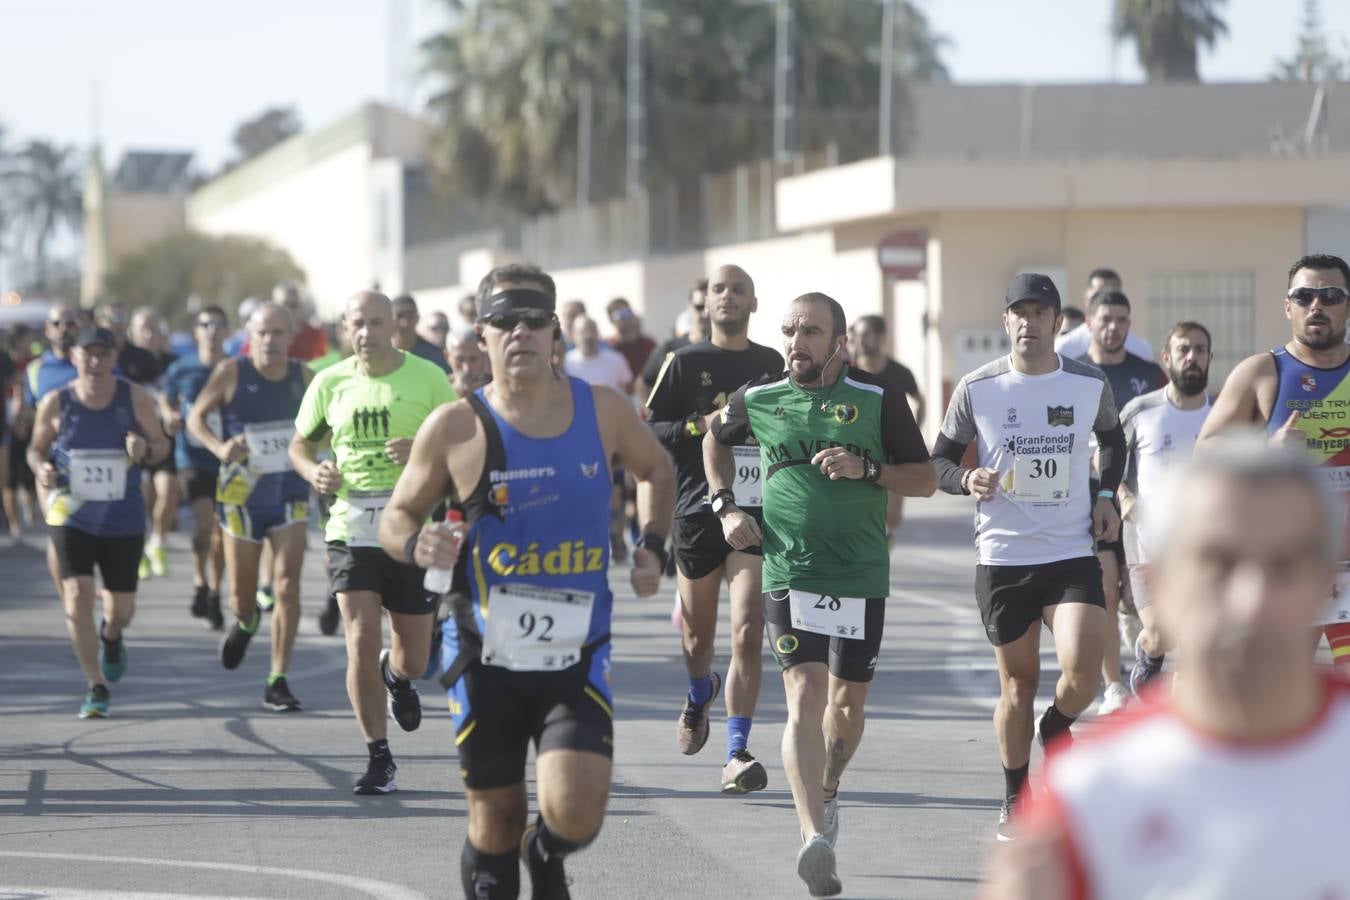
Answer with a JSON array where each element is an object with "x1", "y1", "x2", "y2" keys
[
  {"x1": 710, "y1": 489, "x2": 737, "y2": 516},
  {"x1": 637, "y1": 533, "x2": 670, "y2": 571}
]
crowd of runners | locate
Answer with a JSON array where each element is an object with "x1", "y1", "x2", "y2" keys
[{"x1": 5, "y1": 253, "x2": 1350, "y2": 898}]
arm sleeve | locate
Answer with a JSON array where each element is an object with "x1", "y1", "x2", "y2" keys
[
  {"x1": 294, "y1": 373, "x2": 330, "y2": 443},
  {"x1": 644, "y1": 354, "x2": 695, "y2": 447},
  {"x1": 709, "y1": 384, "x2": 753, "y2": 446},
  {"x1": 930, "y1": 376, "x2": 977, "y2": 495},
  {"x1": 880, "y1": 382, "x2": 928, "y2": 464},
  {"x1": 1094, "y1": 378, "x2": 1125, "y2": 492},
  {"x1": 1120, "y1": 405, "x2": 1140, "y2": 496}
]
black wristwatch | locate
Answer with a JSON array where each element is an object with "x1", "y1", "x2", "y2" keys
[
  {"x1": 637, "y1": 533, "x2": 669, "y2": 571},
  {"x1": 710, "y1": 489, "x2": 737, "y2": 516},
  {"x1": 862, "y1": 457, "x2": 882, "y2": 483}
]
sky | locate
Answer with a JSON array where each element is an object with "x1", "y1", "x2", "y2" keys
[{"x1": 1, "y1": 0, "x2": 1348, "y2": 172}]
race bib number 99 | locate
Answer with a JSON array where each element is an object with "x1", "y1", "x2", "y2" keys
[
  {"x1": 68, "y1": 449, "x2": 128, "y2": 502},
  {"x1": 732, "y1": 445, "x2": 762, "y2": 507},
  {"x1": 1010, "y1": 453, "x2": 1070, "y2": 502},
  {"x1": 244, "y1": 420, "x2": 294, "y2": 475},
  {"x1": 787, "y1": 589, "x2": 867, "y2": 640},
  {"x1": 482, "y1": 584, "x2": 594, "y2": 671}
]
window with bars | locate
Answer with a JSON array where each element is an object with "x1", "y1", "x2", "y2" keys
[{"x1": 1143, "y1": 271, "x2": 1256, "y2": 387}]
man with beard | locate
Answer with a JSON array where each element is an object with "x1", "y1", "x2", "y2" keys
[
  {"x1": 1199, "y1": 253, "x2": 1350, "y2": 677},
  {"x1": 707, "y1": 292, "x2": 933, "y2": 895},
  {"x1": 646, "y1": 264, "x2": 783, "y2": 794},
  {"x1": 1118, "y1": 322, "x2": 1213, "y2": 695},
  {"x1": 1076, "y1": 290, "x2": 1164, "y2": 715}
]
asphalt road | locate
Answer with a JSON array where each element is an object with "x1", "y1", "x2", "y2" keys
[{"x1": 0, "y1": 495, "x2": 1083, "y2": 900}]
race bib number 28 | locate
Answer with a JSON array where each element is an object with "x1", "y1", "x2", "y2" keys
[{"x1": 787, "y1": 589, "x2": 867, "y2": 640}]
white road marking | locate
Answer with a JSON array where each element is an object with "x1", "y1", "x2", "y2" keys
[{"x1": 0, "y1": 887, "x2": 245, "y2": 899}]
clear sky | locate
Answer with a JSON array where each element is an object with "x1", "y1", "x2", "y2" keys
[{"x1": 1, "y1": 0, "x2": 1347, "y2": 172}]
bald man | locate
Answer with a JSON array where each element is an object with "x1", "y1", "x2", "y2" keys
[
  {"x1": 290, "y1": 290, "x2": 457, "y2": 794},
  {"x1": 448, "y1": 328, "x2": 491, "y2": 397}
]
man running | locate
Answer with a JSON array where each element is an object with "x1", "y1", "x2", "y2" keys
[
  {"x1": 392, "y1": 293, "x2": 453, "y2": 374},
  {"x1": 707, "y1": 292, "x2": 933, "y2": 896},
  {"x1": 379, "y1": 263, "x2": 675, "y2": 900},
  {"x1": 127, "y1": 307, "x2": 179, "y2": 579},
  {"x1": 291, "y1": 290, "x2": 456, "y2": 794},
  {"x1": 448, "y1": 328, "x2": 491, "y2": 396},
  {"x1": 1198, "y1": 252, "x2": 1350, "y2": 675},
  {"x1": 27, "y1": 326, "x2": 168, "y2": 717},
  {"x1": 162, "y1": 305, "x2": 230, "y2": 629},
  {"x1": 645, "y1": 263, "x2": 783, "y2": 793},
  {"x1": 984, "y1": 439, "x2": 1350, "y2": 898},
  {"x1": 187, "y1": 302, "x2": 311, "y2": 711},
  {"x1": 1119, "y1": 321, "x2": 1213, "y2": 695},
  {"x1": 931, "y1": 273, "x2": 1124, "y2": 841}
]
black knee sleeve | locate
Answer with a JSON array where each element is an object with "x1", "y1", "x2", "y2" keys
[
  {"x1": 530, "y1": 814, "x2": 597, "y2": 861},
  {"x1": 460, "y1": 839, "x2": 519, "y2": 900}
]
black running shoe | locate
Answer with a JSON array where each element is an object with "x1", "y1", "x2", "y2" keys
[
  {"x1": 191, "y1": 584, "x2": 209, "y2": 619},
  {"x1": 205, "y1": 593, "x2": 224, "y2": 631},
  {"x1": 220, "y1": 620, "x2": 253, "y2": 670},
  {"x1": 354, "y1": 755, "x2": 397, "y2": 795},
  {"x1": 318, "y1": 593, "x2": 341, "y2": 636},
  {"x1": 381, "y1": 649, "x2": 422, "y2": 732},
  {"x1": 263, "y1": 677, "x2": 302, "y2": 712},
  {"x1": 522, "y1": 823, "x2": 572, "y2": 900}
]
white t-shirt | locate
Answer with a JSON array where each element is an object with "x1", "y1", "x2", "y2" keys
[
  {"x1": 1031, "y1": 677, "x2": 1350, "y2": 900},
  {"x1": 564, "y1": 346, "x2": 633, "y2": 394},
  {"x1": 1121, "y1": 387, "x2": 1211, "y2": 508},
  {"x1": 1055, "y1": 323, "x2": 1153, "y2": 361},
  {"x1": 940, "y1": 354, "x2": 1118, "y2": 566}
]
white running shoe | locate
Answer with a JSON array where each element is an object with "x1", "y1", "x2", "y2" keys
[
  {"x1": 796, "y1": 834, "x2": 842, "y2": 897},
  {"x1": 1098, "y1": 682, "x2": 1131, "y2": 716},
  {"x1": 822, "y1": 789, "x2": 840, "y2": 848}
]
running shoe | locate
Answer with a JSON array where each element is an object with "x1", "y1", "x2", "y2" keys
[
  {"x1": 521, "y1": 822, "x2": 572, "y2": 900},
  {"x1": 1035, "y1": 706, "x2": 1073, "y2": 753},
  {"x1": 317, "y1": 593, "x2": 341, "y2": 636},
  {"x1": 99, "y1": 623, "x2": 127, "y2": 683},
  {"x1": 78, "y1": 684, "x2": 111, "y2": 719},
  {"x1": 795, "y1": 834, "x2": 842, "y2": 897},
  {"x1": 1130, "y1": 635, "x2": 1165, "y2": 699},
  {"x1": 822, "y1": 788, "x2": 840, "y2": 848},
  {"x1": 148, "y1": 544, "x2": 168, "y2": 578},
  {"x1": 353, "y1": 755, "x2": 397, "y2": 795},
  {"x1": 220, "y1": 620, "x2": 254, "y2": 670},
  {"x1": 263, "y1": 677, "x2": 302, "y2": 712},
  {"x1": 380, "y1": 648, "x2": 422, "y2": 732},
  {"x1": 205, "y1": 592, "x2": 224, "y2": 631},
  {"x1": 256, "y1": 585, "x2": 275, "y2": 612},
  {"x1": 720, "y1": 749, "x2": 768, "y2": 795},
  {"x1": 191, "y1": 584, "x2": 209, "y2": 619},
  {"x1": 137, "y1": 554, "x2": 151, "y2": 580},
  {"x1": 1098, "y1": 682, "x2": 1130, "y2": 716},
  {"x1": 676, "y1": 671, "x2": 722, "y2": 755},
  {"x1": 996, "y1": 797, "x2": 1017, "y2": 842}
]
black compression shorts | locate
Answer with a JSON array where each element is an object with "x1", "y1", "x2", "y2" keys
[
  {"x1": 975, "y1": 556, "x2": 1105, "y2": 646},
  {"x1": 672, "y1": 508, "x2": 763, "y2": 580},
  {"x1": 49, "y1": 526, "x2": 144, "y2": 592},
  {"x1": 764, "y1": 590, "x2": 885, "y2": 683}
]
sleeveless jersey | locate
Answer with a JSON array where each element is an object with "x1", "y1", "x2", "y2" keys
[
  {"x1": 47, "y1": 379, "x2": 145, "y2": 537},
  {"x1": 220, "y1": 358, "x2": 307, "y2": 508},
  {"x1": 452, "y1": 377, "x2": 614, "y2": 670},
  {"x1": 163, "y1": 354, "x2": 219, "y2": 472},
  {"x1": 1269, "y1": 348, "x2": 1350, "y2": 624}
]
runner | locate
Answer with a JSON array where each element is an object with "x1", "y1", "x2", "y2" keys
[
  {"x1": 392, "y1": 293, "x2": 453, "y2": 374},
  {"x1": 187, "y1": 302, "x2": 311, "y2": 711},
  {"x1": 378, "y1": 263, "x2": 675, "y2": 900},
  {"x1": 1119, "y1": 321, "x2": 1212, "y2": 695},
  {"x1": 645, "y1": 263, "x2": 783, "y2": 793},
  {"x1": 1075, "y1": 289, "x2": 1164, "y2": 715},
  {"x1": 162, "y1": 305, "x2": 230, "y2": 629},
  {"x1": 448, "y1": 328, "x2": 491, "y2": 396},
  {"x1": 1197, "y1": 252, "x2": 1350, "y2": 675},
  {"x1": 707, "y1": 291, "x2": 933, "y2": 896},
  {"x1": 1054, "y1": 268, "x2": 1153, "y2": 359},
  {"x1": 984, "y1": 439, "x2": 1350, "y2": 898},
  {"x1": 638, "y1": 280, "x2": 709, "y2": 398},
  {"x1": 26, "y1": 325, "x2": 168, "y2": 717},
  {"x1": 291, "y1": 290, "x2": 456, "y2": 794},
  {"x1": 931, "y1": 273, "x2": 1124, "y2": 841},
  {"x1": 127, "y1": 307, "x2": 179, "y2": 580}
]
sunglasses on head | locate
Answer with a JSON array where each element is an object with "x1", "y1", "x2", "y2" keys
[
  {"x1": 483, "y1": 311, "x2": 555, "y2": 331},
  {"x1": 1288, "y1": 286, "x2": 1349, "y2": 307}
]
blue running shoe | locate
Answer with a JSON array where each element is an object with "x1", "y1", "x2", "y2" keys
[{"x1": 79, "y1": 684, "x2": 111, "y2": 719}]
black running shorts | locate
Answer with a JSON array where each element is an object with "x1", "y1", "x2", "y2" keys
[
  {"x1": 446, "y1": 641, "x2": 614, "y2": 790},
  {"x1": 181, "y1": 468, "x2": 218, "y2": 504},
  {"x1": 672, "y1": 508, "x2": 763, "y2": 580},
  {"x1": 49, "y1": 526, "x2": 145, "y2": 592},
  {"x1": 764, "y1": 590, "x2": 886, "y2": 683},
  {"x1": 147, "y1": 454, "x2": 177, "y2": 476},
  {"x1": 974, "y1": 556, "x2": 1105, "y2": 646},
  {"x1": 9, "y1": 437, "x2": 33, "y2": 489},
  {"x1": 327, "y1": 542, "x2": 437, "y2": 616}
]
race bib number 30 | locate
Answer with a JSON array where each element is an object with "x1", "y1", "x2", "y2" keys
[
  {"x1": 344, "y1": 489, "x2": 391, "y2": 548},
  {"x1": 787, "y1": 589, "x2": 867, "y2": 640},
  {"x1": 68, "y1": 449, "x2": 128, "y2": 502},
  {"x1": 482, "y1": 584, "x2": 594, "y2": 671},
  {"x1": 1010, "y1": 453, "x2": 1070, "y2": 502},
  {"x1": 732, "y1": 444, "x2": 762, "y2": 507},
  {"x1": 244, "y1": 420, "x2": 294, "y2": 475}
]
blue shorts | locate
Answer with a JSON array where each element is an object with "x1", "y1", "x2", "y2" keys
[{"x1": 219, "y1": 499, "x2": 308, "y2": 543}]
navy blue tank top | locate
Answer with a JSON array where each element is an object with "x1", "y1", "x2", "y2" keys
[
  {"x1": 50, "y1": 379, "x2": 145, "y2": 536},
  {"x1": 221, "y1": 358, "x2": 307, "y2": 507}
]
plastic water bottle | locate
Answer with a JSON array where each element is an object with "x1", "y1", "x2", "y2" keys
[{"x1": 423, "y1": 509, "x2": 465, "y2": 595}]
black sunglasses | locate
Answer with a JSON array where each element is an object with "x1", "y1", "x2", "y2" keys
[
  {"x1": 196, "y1": 319, "x2": 225, "y2": 329},
  {"x1": 48, "y1": 318, "x2": 77, "y2": 327},
  {"x1": 483, "y1": 311, "x2": 555, "y2": 331},
  {"x1": 1288, "y1": 286, "x2": 1349, "y2": 307}
]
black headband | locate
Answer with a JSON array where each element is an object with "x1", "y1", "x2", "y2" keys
[{"x1": 478, "y1": 288, "x2": 555, "y2": 321}]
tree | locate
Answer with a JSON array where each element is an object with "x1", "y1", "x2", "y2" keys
[
  {"x1": 1272, "y1": 0, "x2": 1346, "y2": 83},
  {"x1": 10, "y1": 140, "x2": 82, "y2": 292},
  {"x1": 102, "y1": 231, "x2": 304, "y2": 326},
  {"x1": 1113, "y1": 0, "x2": 1228, "y2": 82},
  {"x1": 228, "y1": 106, "x2": 302, "y2": 168}
]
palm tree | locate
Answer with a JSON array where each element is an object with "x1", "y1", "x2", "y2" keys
[
  {"x1": 11, "y1": 140, "x2": 82, "y2": 291},
  {"x1": 1271, "y1": 0, "x2": 1346, "y2": 83},
  {"x1": 1113, "y1": 0, "x2": 1228, "y2": 82}
]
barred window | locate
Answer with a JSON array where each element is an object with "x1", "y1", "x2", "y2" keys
[{"x1": 1144, "y1": 271, "x2": 1255, "y2": 386}]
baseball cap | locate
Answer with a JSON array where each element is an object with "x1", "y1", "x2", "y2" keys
[
  {"x1": 1004, "y1": 273, "x2": 1061, "y2": 311},
  {"x1": 75, "y1": 326, "x2": 117, "y2": 349}
]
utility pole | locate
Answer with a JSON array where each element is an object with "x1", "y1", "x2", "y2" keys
[
  {"x1": 577, "y1": 80, "x2": 593, "y2": 206},
  {"x1": 772, "y1": 0, "x2": 795, "y2": 163},
  {"x1": 626, "y1": 0, "x2": 644, "y2": 196},
  {"x1": 879, "y1": 0, "x2": 896, "y2": 157}
]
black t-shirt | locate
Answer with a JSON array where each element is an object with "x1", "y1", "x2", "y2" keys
[
  {"x1": 645, "y1": 341, "x2": 784, "y2": 517},
  {"x1": 117, "y1": 344, "x2": 168, "y2": 385},
  {"x1": 411, "y1": 337, "x2": 451, "y2": 374},
  {"x1": 1076, "y1": 351, "x2": 1164, "y2": 411},
  {"x1": 641, "y1": 335, "x2": 692, "y2": 388},
  {"x1": 875, "y1": 359, "x2": 920, "y2": 398},
  {"x1": 0, "y1": 350, "x2": 12, "y2": 431}
]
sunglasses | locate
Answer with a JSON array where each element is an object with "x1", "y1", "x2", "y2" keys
[
  {"x1": 48, "y1": 318, "x2": 77, "y2": 327},
  {"x1": 483, "y1": 311, "x2": 555, "y2": 331},
  {"x1": 1288, "y1": 286, "x2": 1349, "y2": 307},
  {"x1": 196, "y1": 319, "x2": 225, "y2": 329}
]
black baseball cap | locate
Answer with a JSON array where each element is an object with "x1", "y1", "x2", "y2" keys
[
  {"x1": 1004, "y1": 273, "x2": 1061, "y2": 311},
  {"x1": 75, "y1": 326, "x2": 117, "y2": 349}
]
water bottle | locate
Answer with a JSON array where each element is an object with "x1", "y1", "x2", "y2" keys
[{"x1": 423, "y1": 509, "x2": 465, "y2": 594}]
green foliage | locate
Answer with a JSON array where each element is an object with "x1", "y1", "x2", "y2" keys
[
  {"x1": 225, "y1": 106, "x2": 302, "y2": 173},
  {"x1": 7, "y1": 139, "x2": 82, "y2": 291},
  {"x1": 1113, "y1": 0, "x2": 1228, "y2": 82},
  {"x1": 102, "y1": 231, "x2": 304, "y2": 327}
]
